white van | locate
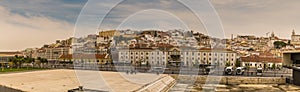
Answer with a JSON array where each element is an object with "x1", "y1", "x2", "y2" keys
[
  {"x1": 236, "y1": 67, "x2": 245, "y2": 75},
  {"x1": 256, "y1": 68, "x2": 263, "y2": 76},
  {"x1": 225, "y1": 66, "x2": 234, "y2": 75}
]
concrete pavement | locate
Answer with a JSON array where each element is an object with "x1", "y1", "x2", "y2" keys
[{"x1": 0, "y1": 69, "x2": 166, "y2": 92}]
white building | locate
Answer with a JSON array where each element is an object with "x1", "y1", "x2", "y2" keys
[
  {"x1": 36, "y1": 47, "x2": 71, "y2": 61},
  {"x1": 118, "y1": 47, "x2": 237, "y2": 67},
  {"x1": 241, "y1": 53, "x2": 282, "y2": 68}
]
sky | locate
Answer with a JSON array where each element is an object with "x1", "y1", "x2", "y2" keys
[{"x1": 1, "y1": 0, "x2": 300, "y2": 51}]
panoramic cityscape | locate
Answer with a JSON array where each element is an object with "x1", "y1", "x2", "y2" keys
[{"x1": 1, "y1": 0, "x2": 300, "y2": 92}]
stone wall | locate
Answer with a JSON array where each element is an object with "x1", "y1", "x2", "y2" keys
[{"x1": 171, "y1": 75, "x2": 286, "y2": 85}]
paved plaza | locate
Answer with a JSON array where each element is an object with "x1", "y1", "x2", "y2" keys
[{"x1": 0, "y1": 69, "x2": 165, "y2": 92}]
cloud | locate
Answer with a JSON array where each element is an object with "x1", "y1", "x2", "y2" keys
[
  {"x1": 0, "y1": 0, "x2": 86, "y2": 23},
  {"x1": 0, "y1": 6, "x2": 74, "y2": 51}
]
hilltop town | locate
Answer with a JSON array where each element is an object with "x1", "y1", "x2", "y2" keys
[{"x1": 0, "y1": 29, "x2": 295, "y2": 70}]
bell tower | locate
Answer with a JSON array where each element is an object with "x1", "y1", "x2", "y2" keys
[{"x1": 293, "y1": 29, "x2": 296, "y2": 35}]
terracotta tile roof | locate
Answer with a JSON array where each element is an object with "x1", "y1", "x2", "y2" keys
[
  {"x1": 199, "y1": 48, "x2": 233, "y2": 52},
  {"x1": 59, "y1": 54, "x2": 109, "y2": 59},
  {"x1": 259, "y1": 52, "x2": 274, "y2": 57},
  {"x1": 241, "y1": 54, "x2": 282, "y2": 63}
]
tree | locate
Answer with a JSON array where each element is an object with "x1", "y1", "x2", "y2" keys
[
  {"x1": 273, "y1": 41, "x2": 287, "y2": 49},
  {"x1": 37, "y1": 57, "x2": 48, "y2": 68},
  {"x1": 235, "y1": 59, "x2": 241, "y2": 67},
  {"x1": 225, "y1": 62, "x2": 231, "y2": 67},
  {"x1": 10, "y1": 55, "x2": 25, "y2": 69},
  {"x1": 272, "y1": 63, "x2": 276, "y2": 70},
  {"x1": 24, "y1": 57, "x2": 35, "y2": 69},
  {"x1": 40, "y1": 58, "x2": 48, "y2": 68},
  {"x1": 247, "y1": 48, "x2": 255, "y2": 51}
]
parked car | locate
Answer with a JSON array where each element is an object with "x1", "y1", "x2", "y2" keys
[
  {"x1": 236, "y1": 67, "x2": 245, "y2": 75},
  {"x1": 225, "y1": 66, "x2": 234, "y2": 75}
]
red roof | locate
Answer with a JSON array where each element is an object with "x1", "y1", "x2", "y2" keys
[
  {"x1": 199, "y1": 48, "x2": 233, "y2": 52},
  {"x1": 241, "y1": 54, "x2": 282, "y2": 63},
  {"x1": 59, "y1": 54, "x2": 109, "y2": 59}
]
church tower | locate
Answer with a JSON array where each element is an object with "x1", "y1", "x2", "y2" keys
[
  {"x1": 271, "y1": 32, "x2": 275, "y2": 38},
  {"x1": 293, "y1": 29, "x2": 296, "y2": 35}
]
